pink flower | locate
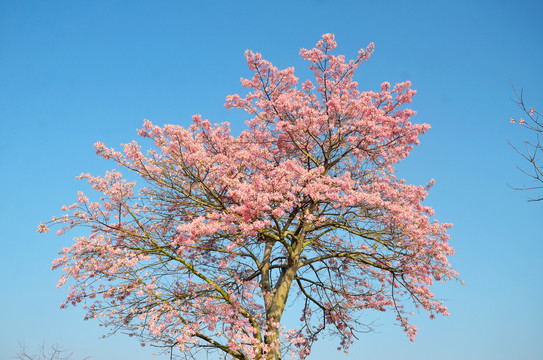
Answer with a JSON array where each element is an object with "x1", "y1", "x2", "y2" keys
[
  {"x1": 530, "y1": 108, "x2": 534, "y2": 115},
  {"x1": 510, "y1": 118, "x2": 515, "y2": 123},
  {"x1": 37, "y1": 222, "x2": 49, "y2": 233}
]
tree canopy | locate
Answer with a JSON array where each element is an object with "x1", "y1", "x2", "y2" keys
[{"x1": 39, "y1": 34, "x2": 457, "y2": 360}]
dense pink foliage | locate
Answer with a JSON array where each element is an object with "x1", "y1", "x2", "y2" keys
[{"x1": 40, "y1": 34, "x2": 457, "y2": 360}]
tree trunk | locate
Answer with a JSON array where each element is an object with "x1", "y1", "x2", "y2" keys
[{"x1": 265, "y1": 254, "x2": 300, "y2": 360}]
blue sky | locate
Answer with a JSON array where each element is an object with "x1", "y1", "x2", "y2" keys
[{"x1": 1, "y1": 1, "x2": 542, "y2": 359}]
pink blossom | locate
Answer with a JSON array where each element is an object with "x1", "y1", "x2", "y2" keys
[{"x1": 37, "y1": 222, "x2": 49, "y2": 233}]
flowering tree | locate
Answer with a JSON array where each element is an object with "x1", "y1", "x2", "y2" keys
[
  {"x1": 39, "y1": 34, "x2": 457, "y2": 360},
  {"x1": 510, "y1": 86, "x2": 543, "y2": 201}
]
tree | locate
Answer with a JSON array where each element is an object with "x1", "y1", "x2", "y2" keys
[
  {"x1": 15, "y1": 342, "x2": 90, "y2": 360},
  {"x1": 39, "y1": 34, "x2": 457, "y2": 360},
  {"x1": 510, "y1": 86, "x2": 543, "y2": 201}
]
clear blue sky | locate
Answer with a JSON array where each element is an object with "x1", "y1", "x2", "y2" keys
[{"x1": 1, "y1": 1, "x2": 542, "y2": 359}]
